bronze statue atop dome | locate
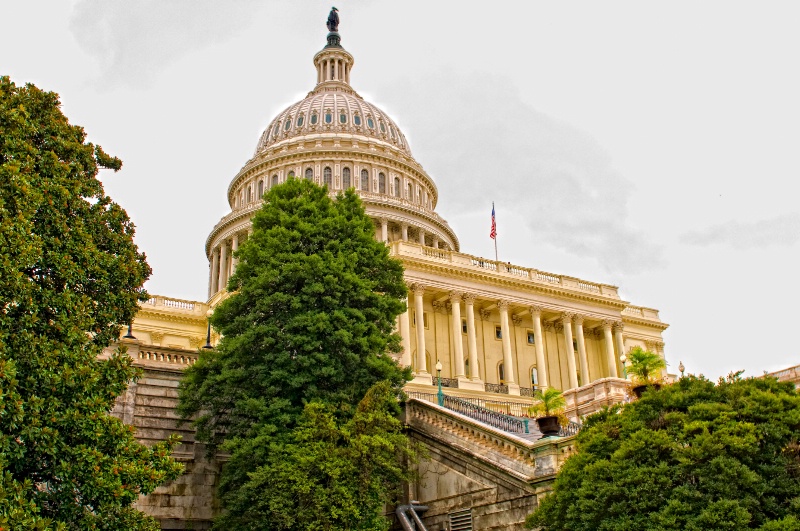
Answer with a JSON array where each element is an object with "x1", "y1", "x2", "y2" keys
[{"x1": 326, "y1": 7, "x2": 339, "y2": 32}]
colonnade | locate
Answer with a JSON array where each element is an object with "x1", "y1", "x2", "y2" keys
[
  {"x1": 208, "y1": 229, "x2": 251, "y2": 298},
  {"x1": 401, "y1": 284, "x2": 632, "y2": 393},
  {"x1": 378, "y1": 218, "x2": 448, "y2": 250},
  {"x1": 317, "y1": 56, "x2": 351, "y2": 84}
]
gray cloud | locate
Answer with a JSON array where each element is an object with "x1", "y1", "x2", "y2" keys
[
  {"x1": 682, "y1": 214, "x2": 800, "y2": 248},
  {"x1": 69, "y1": 0, "x2": 266, "y2": 87},
  {"x1": 376, "y1": 71, "x2": 664, "y2": 274}
]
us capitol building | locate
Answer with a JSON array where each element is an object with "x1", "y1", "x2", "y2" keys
[{"x1": 113, "y1": 18, "x2": 669, "y2": 530}]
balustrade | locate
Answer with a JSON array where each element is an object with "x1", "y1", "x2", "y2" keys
[
  {"x1": 484, "y1": 382, "x2": 509, "y2": 394},
  {"x1": 137, "y1": 349, "x2": 198, "y2": 366}
]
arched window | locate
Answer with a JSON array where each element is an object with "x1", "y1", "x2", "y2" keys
[
  {"x1": 378, "y1": 173, "x2": 386, "y2": 193},
  {"x1": 287, "y1": 170, "x2": 295, "y2": 179},
  {"x1": 499, "y1": 362, "x2": 505, "y2": 384},
  {"x1": 342, "y1": 167, "x2": 351, "y2": 189},
  {"x1": 407, "y1": 183, "x2": 413, "y2": 199},
  {"x1": 323, "y1": 166, "x2": 332, "y2": 188},
  {"x1": 296, "y1": 115, "x2": 304, "y2": 127},
  {"x1": 258, "y1": 180, "x2": 264, "y2": 198},
  {"x1": 531, "y1": 367, "x2": 539, "y2": 390},
  {"x1": 361, "y1": 169, "x2": 370, "y2": 191},
  {"x1": 284, "y1": 118, "x2": 291, "y2": 131},
  {"x1": 272, "y1": 174, "x2": 279, "y2": 187},
  {"x1": 394, "y1": 177, "x2": 401, "y2": 197},
  {"x1": 247, "y1": 187, "x2": 252, "y2": 203},
  {"x1": 310, "y1": 112, "x2": 318, "y2": 125},
  {"x1": 305, "y1": 168, "x2": 314, "y2": 181}
]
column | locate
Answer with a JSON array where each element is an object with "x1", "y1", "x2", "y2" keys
[
  {"x1": 464, "y1": 294, "x2": 480, "y2": 381},
  {"x1": 432, "y1": 236, "x2": 439, "y2": 249},
  {"x1": 210, "y1": 247, "x2": 220, "y2": 295},
  {"x1": 574, "y1": 315, "x2": 590, "y2": 386},
  {"x1": 418, "y1": 228, "x2": 426, "y2": 245},
  {"x1": 217, "y1": 242, "x2": 228, "y2": 292},
  {"x1": 449, "y1": 292, "x2": 465, "y2": 377},
  {"x1": 602, "y1": 320, "x2": 619, "y2": 378},
  {"x1": 401, "y1": 223, "x2": 409, "y2": 241},
  {"x1": 562, "y1": 313, "x2": 579, "y2": 389},
  {"x1": 530, "y1": 306, "x2": 549, "y2": 388},
  {"x1": 231, "y1": 233, "x2": 239, "y2": 275},
  {"x1": 380, "y1": 217, "x2": 388, "y2": 243},
  {"x1": 613, "y1": 322, "x2": 625, "y2": 378},
  {"x1": 413, "y1": 284, "x2": 428, "y2": 374},
  {"x1": 399, "y1": 298, "x2": 412, "y2": 367},
  {"x1": 498, "y1": 301, "x2": 516, "y2": 385}
]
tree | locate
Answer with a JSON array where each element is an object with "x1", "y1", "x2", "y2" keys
[
  {"x1": 0, "y1": 77, "x2": 182, "y2": 529},
  {"x1": 626, "y1": 346, "x2": 667, "y2": 385},
  {"x1": 214, "y1": 381, "x2": 414, "y2": 530},
  {"x1": 526, "y1": 374, "x2": 800, "y2": 531},
  {"x1": 177, "y1": 177, "x2": 412, "y2": 525}
]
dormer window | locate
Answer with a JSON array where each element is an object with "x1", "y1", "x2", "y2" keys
[
  {"x1": 284, "y1": 118, "x2": 292, "y2": 131},
  {"x1": 273, "y1": 123, "x2": 280, "y2": 136},
  {"x1": 379, "y1": 121, "x2": 386, "y2": 133},
  {"x1": 389, "y1": 126, "x2": 396, "y2": 140}
]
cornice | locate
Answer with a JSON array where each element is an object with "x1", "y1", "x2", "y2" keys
[
  {"x1": 621, "y1": 315, "x2": 670, "y2": 331},
  {"x1": 137, "y1": 308, "x2": 207, "y2": 327}
]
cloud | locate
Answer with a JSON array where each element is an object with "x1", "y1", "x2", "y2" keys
[
  {"x1": 375, "y1": 71, "x2": 664, "y2": 274},
  {"x1": 69, "y1": 0, "x2": 265, "y2": 87},
  {"x1": 682, "y1": 213, "x2": 800, "y2": 248}
]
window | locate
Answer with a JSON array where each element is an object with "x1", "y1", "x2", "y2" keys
[
  {"x1": 531, "y1": 367, "x2": 539, "y2": 389},
  {"x1": 389, "y1": 126, "x2": 396, "y2": 139},
  {"x1": 305, "y1": 168, "x2": 314, "y2": 180},
  {"x1": 379, "y1": 121, "x2": 386, "y2": 133},
  {"x1": 462, "y1": 319, "x2": 467, "y2": 334},
  {"x1": 325, "y1": 112, "x2": 332, "y2": 124},
  {"x1": 573, "y1": 340, "x2": 578, "y2": 351},
  {"x1": 287, "y1": 170, "x2": 295, "y2": 179},
  {"x1": 394, "y1": 177, "x2": 401, "y2": 197},
  {"x1": 499, "y1": 362, "x2": 505, "y2": 384},
  {"x1": 339, "y1": 112, "x2": 347, "y2": 124},
  {"x1": 495, "y1": 326, "x2": 502, "y2": 340},
  {"x1": 367, "y1": 117, "x2": 374, "y2": 129},
  {"x1": 361, "y1": 169, "x2": 370, "y2": 191},
  {"x1": 284, "y1": 118, "x2": 291, "y2": 130},
  {"x1": 378, "y1": 172, "x2": 386, "y2": 193},
  {"x1": 342, "y1": 167, "x2": 351, "y2": 189},
  {"x1": 272, "y1": 174, "x2": 279, "y2": 187},
  {"x1": 323, "y1": 166, "x2": 332, "y2": 188},
  {"x1": 273, "y1": 123, "x2": 280, "y2": 136},
  {"x1": 310, "y1": 113, "x2": 318, "y2": 125},
  {"x1": 407, "y1": 183, "x2": 413, "y2": 199},
  {"x1": 527, "y1": 331, "x2": 535, "y2": 345},
  {"x1": 296, "y1": 115, "x2": 304, "y2": 127},
  {"x1": 247, "y1": 187, "x2": 252, "y2": 203},
  {"x1": 412, "y1": 311, "x2": 429, "y2": 329},
  {"x1": 258, "y1": 180, "x2": 264, "y2": 197},
  {"x1": 353, "y1": 114, "x2": 361, "y2": 126}
]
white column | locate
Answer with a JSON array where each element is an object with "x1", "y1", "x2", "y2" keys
[
  {"x1": 574, "y1": 315, "x2": 590, "y2": 386},
  {"x1": 401, "y1": 223, "x2": 409, "y2": 241},
  {"x1": 432, "y1": 236, "x2": 439, "y2": 249},
  {"x1": 380, "y1": 217, "x2": 388, "y2": 243},
  {"x1": 530, "y1": 306, "x2": 549, "y2": 388},
  {"x1": 602, "y1": 320, "x2": 619, "y2": 378},
  {"x1": 498, "y1": 301, "x2": 516, "y2": 384},
  {"x1": 414, "y1": 284, "x2": 428, "y2": 374},
  {"x1": 449, "y1": 292, "x2": 465, "y2": 377},
  {"x1": 209, "y1": 249, "x2": 219, "y2": 295},
  {"x1": 418, "y1": 228, "x2": 426, "y2": 245},
  {"x1": 231, "y1": 233, "x2": 240, "y2": 275},
  {"x1": 217, "y1": 242, "x2": 228, "y2": 292},
  {"x1": 614, "y1": 322, "x2": 625, "y2": 378},
  {"x1": 399, "y1": 298, "x2": 412, "y2": 367},
  {"x1": 562, "y1": 313, "x2": 579, "y2": 389},
  {"x1": 464, "y1": 294, "x2": 480, "y2": 381}
]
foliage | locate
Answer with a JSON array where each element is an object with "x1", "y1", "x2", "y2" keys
[
  {"x1": 528, "y1": 387, "x2": 566, "y2": 418},
  {"x1": 178, "y1": 177, "x2": 412, "y2": 525},
  {"x1": 213, "y1": 381, "x2": 414, "y2": 530},
  {"x1": 526, "y1": 374, "x2": 800, "y2": 531},
  {"x1": 0, "y1": 76, "x2": 182, "y2": 529},
  {"x1": 626, "y1": 346, "x2": 667, "y2": 385}
]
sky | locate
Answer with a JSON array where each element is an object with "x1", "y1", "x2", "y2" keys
[{"x1": 2, "y1": 1, "x2": 799, "y2": 380}]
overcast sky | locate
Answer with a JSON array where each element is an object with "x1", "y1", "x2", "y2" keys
[{"x1": 3, "y1": 1, "x2": 799, "y2": 380}]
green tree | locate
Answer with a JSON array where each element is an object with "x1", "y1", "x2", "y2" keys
[
  {"x1": 626, "y1": 346, "x2": 667, "y2": 385},
  {"x1": 178, "y1": 177, "x2": 412, "y2": 526},
  {"x1": 215, "y1": 381, "x2": 414, "y2": 530},
  {"x1": 526, "y1": 374, "x2": 800, "y2": 531},
  {"x1": 0, "y1": 77, "x2": 182, "y2": 529}
]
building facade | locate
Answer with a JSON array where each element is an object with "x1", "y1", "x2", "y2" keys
[{"x1": 115, "y1": 23, "x2": 670, "y2": 529}]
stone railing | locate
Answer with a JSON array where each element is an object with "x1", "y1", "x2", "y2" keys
[
  {"x1": 137, "y1": 348, "x2": 198, "y2": 366},
  {"x1": 142, "y1": 296, "x2": 208, "y2": 316},
  {"x1": 562, "y1": 377, "x2": 630, "y2": 420},
  {"x1": 622, "y1": 305, "x2": 662, "y2": 321},
  {"x1": 393, "y1": 242, "x2": 620, "y2": 299},
  {"x1": 357, "y1": 191, "x2": 453, "y2": 230},
  {"x1": 484, "y1": 382, "x2": 509, "y2": 394}
]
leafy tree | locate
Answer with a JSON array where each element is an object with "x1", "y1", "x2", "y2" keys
[
  {"x1": 178, "y1": 177, "x2": 412, "y2": 525},
  {"x1": 0, "y1": 77, "x2": 182, "y2": 529},
  {"x1": 215, "y1": 381, "x2": 414, "y2": 530},
  {"x1": 526, "y1": 374, "x2": 800, "y2": 531}
]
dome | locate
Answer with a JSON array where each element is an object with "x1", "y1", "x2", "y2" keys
[{"x1": 254, "y1": 89, "x2": 412, "y2": 157}]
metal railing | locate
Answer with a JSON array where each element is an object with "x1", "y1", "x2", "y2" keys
[
  {"x1": 559, "y1": 421, "x2": 582, "y2": 437},
  {"x1": 440, "y1": 395, "x2": 528, "y2": 434},
  {"x1": 439, "y1": 377, "x2": 459, "y2": 389}
]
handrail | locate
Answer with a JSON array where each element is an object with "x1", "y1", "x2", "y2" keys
[
  {"x1": 442, "y1": 395, "x2": 528, "y2": 434},
  {"x1": 396, "y1": 504, "x2": 428, "y2": 531}
]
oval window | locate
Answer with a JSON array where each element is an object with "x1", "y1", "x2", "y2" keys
[
  {"x1": 310, "y1": 113, "x2": 318, "y2": 125},
  {"x1": 297, "y1": 115, "x2": 304, "y2": 127},
  {"x1": 325, "y1": 113, "x2": 332, "y2": 124},
  {"x1": 273, "y1": 123, "x2": 280, "y2": 136},
  {"x1": 379, "y1": 121, "x2": 386, "y2": 133},
  {"x1": 389, "y1": 126, "x2": 396, "y2": 139},
  {"x1": 340, "y1": 113, "x2": 347, "y2": 124},
  {"x1": 284, "y1": 119, "x2": 291, "y2": 131},
  {"x1": 367, "y1": 117, "x2": 374, "y2": 129},
  {"x1": 354, "y1": 115, "x2": 361, "y2": 126}
]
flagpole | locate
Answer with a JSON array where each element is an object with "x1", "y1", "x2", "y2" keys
[{"x1": 493, "y1": 201, "x2": 498, "y2": 262}]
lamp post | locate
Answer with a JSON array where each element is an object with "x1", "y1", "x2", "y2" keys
[
  {"x1": 678, "y1": 361, "x2": 685, "y2": 379},
  {"x1": 435, "y1": 360, "x2": 443, "y2": 406},
  {"x1": 619, "y1": 354, "x2": 627, "y2": 380},
  {"x1": 122, "y1": 322, "x2": 136, "y2": 340},
  {"x1": 203, "y1": 309, "x2": 214, "y2": 349}
]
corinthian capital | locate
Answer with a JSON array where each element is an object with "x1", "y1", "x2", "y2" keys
[
  {"x1": 412, "y1": 283, "x2": 426, "y2": 296},
  {"x1": 449, "y1": 290, "x2": 462, "y2": 304},
  {"x1": 529, "y1": 305, "x2": 544, "y2": 316},
  {"x1": 497, "y1": 300, "x2": 509, "y2": 311},
  {"x1": 561, "y1": 312, "x2": 575, "y2": 323},
  {"x1": 462, "y1": 292, "x2": 476, "y2": 304},
  {"x1": 572, "y1": 314, "x2": 585, "y2": 325}
]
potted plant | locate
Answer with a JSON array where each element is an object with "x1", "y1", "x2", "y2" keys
[
  {"x1": 625, "y1": 346, "x2": 667, "y2": 398},
  {"x1": 528, "y1": 387, "x2": 566, "y2": 437}
]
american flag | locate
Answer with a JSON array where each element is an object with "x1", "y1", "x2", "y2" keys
[{"x1": 490, "y1": 204, "x2": 497, "y2": 240}]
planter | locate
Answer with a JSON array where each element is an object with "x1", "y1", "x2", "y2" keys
[
  {"x1": 536, "y1": 415, "x2": 561, "y2": 437},
  {"x1": 632, "y1": 383, "x2": 661, "y2": 399}
]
